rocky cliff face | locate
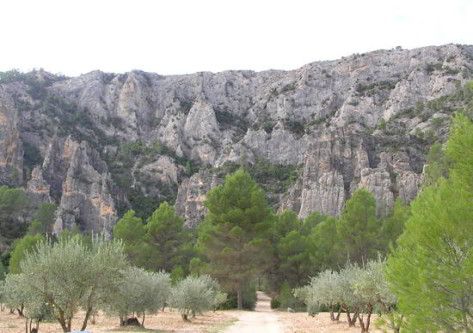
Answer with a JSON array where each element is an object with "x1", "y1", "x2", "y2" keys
[{"x1": 1, "y1": 44, "x2": 472, "y2": 232}]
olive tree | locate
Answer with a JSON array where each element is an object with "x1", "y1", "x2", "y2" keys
[
  {"x1": 300, "y1": 270, "x2": 342, "y2": 320},
  {"x1": 335, "y1": 264, "x2": 363, "y2": 327},
  {"x1": 302, "y1": 265, "x2": 362, "y2": 326},
  {"x1": 4, "y1": 273, "x2": 50, "y2": 333},
  {"x1": 107, "y1": 267, "x2": 171, "y2": 327},
  {"x1": 299, "y1": 259, "x2": 395, "y2": 333},
  {"x1": 3, "y1": 273, "x2": 29, "y2": 316},
  {"x1": 18, "y1": 235, "x2": 128, "y2": 332},
  {"x1": 352, "y1": 258, "x2": 396, "y2": 332},
  {"x1": 198, "y1": 274, "x2": 227, "y2": 310},
  {"x1": 169, "y1": 275, "x2": 224, "y2": 321}
]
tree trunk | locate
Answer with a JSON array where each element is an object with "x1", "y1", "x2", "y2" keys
[
  {"x1": 352, "y1": 309, "x2": 359, "y2": 326},
  {"x1": 17, "y1": 304, "x2": 24, "y2": 317},
  {"x1": 461, "y1": 299, "x2": 470, "y2": 333},
  {"x1": 335, "y1": 308, "x2": 341, "y2": 321},
  {"x1": 80, "y1": 306, "x2": 93, "y2": 331},
  {"x1": 141, "y1": 313, "x2": 146, "y2": 327},
  {"x1": 25, "y1": 317, "x2": 28, "y2": 333},
  {"x1": 393, "y1": 314, "x2": 403, "y2": 333},
  {"x1": 237, "y1": 286, "x2": 243, "y2": 310},
  {"x1": 56, "y1": 310, "x2": 68, "y2": 333},
  {"x1": 345, "y1": 306, "x2": 354, "y2": 327},
  {"x1": 358, "y1": 304, "x2": 373, "y2": 333},
  {"x1": 345, "y1": 306, "x2": 359, "y2": 327},
  {"x1": 182, "y1": 313, "x2": 188, "y2": 321}
]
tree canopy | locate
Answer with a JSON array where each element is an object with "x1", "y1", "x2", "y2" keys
[
  {"x1": 387, "y1": 113, "x2": 473, "y2": 332},
  {"x1": 198, "y1": 168, "x2": 272, "y2": 309},
  {"x1": 17, "y1": 235, "x2": 128, "y2": 332},
  {"x1": 337, "y1": 189, "x2": 382, "y2": 264}
]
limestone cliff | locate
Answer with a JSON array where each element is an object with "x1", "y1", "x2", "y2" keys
[{"x1": 0, "y1": 44, "x2": 472, "y2": 232}]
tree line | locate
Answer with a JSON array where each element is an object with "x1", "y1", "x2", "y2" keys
[
  {"x1": 294, "y1": 112, "x2": 473, "y2": 332},
  {"x1": 0, "y1": 158, "x2": 408, "y2": 332},
  {"x1": 2, "y1": 95, "x2": 473, "y2": 331},
  {"x1": 113, "y1": 169, "x2": 408, "y2": 311}
]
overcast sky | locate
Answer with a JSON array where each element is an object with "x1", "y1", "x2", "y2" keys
[{"x1": 1, "y1": 0, "x2": 472, "y2": 77}]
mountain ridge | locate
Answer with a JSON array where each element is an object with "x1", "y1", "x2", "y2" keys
[{"x1": 1, "y1": 43, "x2": 472, "y2": 235}]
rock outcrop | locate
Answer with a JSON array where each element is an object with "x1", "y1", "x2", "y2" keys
[
  {"x1": 0, "y1": 44, "x2": 472, "y2": 232},
  {"x1": 52, "y1": 138, "x2": 116, "y2": 238},
  {"x1": 0, "y1": 86, "x2": 23, "y2": 186}
]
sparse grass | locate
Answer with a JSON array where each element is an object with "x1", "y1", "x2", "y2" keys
[{"x1": 206, "y1": 317, "x2": 238, "y2": 333}]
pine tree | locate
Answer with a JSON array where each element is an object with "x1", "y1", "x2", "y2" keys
[
  {"x1": 145, "y1": 202, "x2": 187, "y2": 272},
  {"x1": 28, "y1": 203, "x2": 57, "y2": 236},
  {"x1": 386, "y1": 113, "x2": 473, "y2": 332},
  {"x1": 308, "y1": 216, "x2": 340, "y2": 270},
  {"x1": 9, "y1": 234, "x2": 44, "y2": 274},
  {"x1": 113, "y1": 210, "x2": 147, "y2": 266},
  {"x1": 336, "y1": 189, "x2": 381, "y2": 264},
  {"x1": 198, "y1": 169, "x2": 272, "y2": 309}
]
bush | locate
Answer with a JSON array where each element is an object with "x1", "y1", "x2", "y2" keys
[
  {"x1": 169, "y1": 275, "x2": 223, "y2": 321},
  {"x1": 277, "y1": 281, "x2": 306, "y2": 312},
  {"x1": 218, "y1": 286, "x2": 257, "y2": 310},
  {"x1": 283, "y1": 118, "x2": 305, "y2": 136},
  {"x1": 270, "y1": 298, "x2": 281, "y2": 309}
]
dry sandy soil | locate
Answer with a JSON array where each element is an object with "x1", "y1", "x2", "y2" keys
[
  {"x1": 0, "y1": 308, "x2": 239, "y2": 333},
  {"x1": 222, "y1": 291, "x2": 384, "y2": 333},
  {"x1": 278, "y1": 312, "x2": 384, "y2": 333},
  {"x1": 222, "y1": 291, "x2": 282, "y2": 333},
  {"x1": 0, "y1": 298, "x2": 385, "y2": 333}
]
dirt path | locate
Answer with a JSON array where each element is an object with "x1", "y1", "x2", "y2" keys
[{"x1": 222, "y1": 291, "x2": 283, "y2": 333}]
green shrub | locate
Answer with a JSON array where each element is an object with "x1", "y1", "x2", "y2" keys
[
  {"x1": 283, "y1": 119, "x2": 305, "y2": 136},
  {"x1": 378, "y1": 119, "x2": 386, "y2": 130},
  {"x1": 425, "y1": 62, "x2": 443, "y2": 73},
  {"x1": 262, "y1": 121, "x2": 276, "y2": 134},
  {"x1": 281, "y1": 84, "x2": 296, "y2": 93},
  {"x1": 218, "y1": 287, "x2": 257, "y2": 310},
  {"x1": 214, "y1": 107, "x2": 249, "y2": 135},
  {"x1": 270, "y1": 298, "x2": 281, "y2": 309},
  {"x1": 355, "y1": 80, "x2": 397, "y2": 97}
]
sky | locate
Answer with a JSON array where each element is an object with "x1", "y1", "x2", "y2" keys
[{"x1": 1, "y1": 0, "x2": 472, "y2": 77}]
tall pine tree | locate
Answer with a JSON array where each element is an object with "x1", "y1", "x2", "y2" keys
[
  {"x1": 387, "y1": 113, "x2": 473, "y2": 331},
  {"x1": 198, "y1": 169, "x2": 272, "y2": 309},
  {"x1": 336, "y1": 189, "x2": 382, "y2": 264}
]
